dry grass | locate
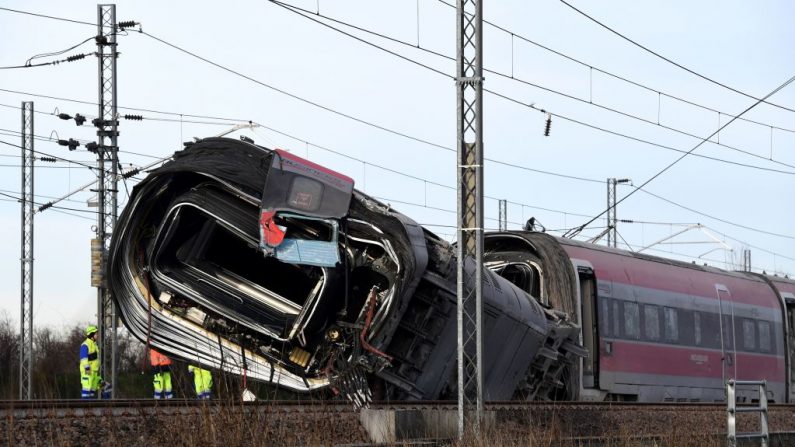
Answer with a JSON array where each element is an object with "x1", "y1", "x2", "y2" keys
[{"x1": 4, "y1": 401, "x2": 793, "y2": 446}]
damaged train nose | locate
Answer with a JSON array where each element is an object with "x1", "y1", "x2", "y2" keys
[{"x1": 108, "y1": 137, "x2": 584, "y2": 403}]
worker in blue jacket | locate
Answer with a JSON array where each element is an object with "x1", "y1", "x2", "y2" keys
[{"x1": 79, "y1": 325, "x2": 101, "y2": 399}]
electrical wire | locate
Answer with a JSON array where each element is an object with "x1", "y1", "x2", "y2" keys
[
  {"x1": 0, "y1": 139, "x2": 113, "y2": 173},
  {"x1": 0, "y1": 87, "x2": 247, "y2": 123},
  {"x1": 557, "y1": 0, "x2": 795, "y2": 114},
  {"x1": 0, "y1": 6, "x2": 94, "y2": 27},
  {"x1": 0, "y1": 34, "x2": 788, "y2": 241},
  {"x1": 137, "y1": 30, "x2": 454, "y2": 153},
  {"x1": 0, "y1": 188, "x2": 87, "y2": 205},
  {"x1": 272, "y1": 0, "x2": 795, "y2": 171},
  {"x1": 631, "y1": 188, "x2": 795, "y2": 241},
  {"x1": 431, "y1": 0, "x2": 795, "y2": 135},
  {"x1": 0, "y1": 52, "x2": 93, "y2": 70},
  {"x1": 266, "y1": 1, "x2": 795, "y2": 177},
  {"x1": 0, "y1": 197, "x2": 95, "y2": 221},
  {"x1": 25, "y1": 35, "x2": 96, "y2": 66},
  {"x1": 565, "y1": 74, "x2": 795, "y2": 238},
  {"x1": 0, "y1": 190, "x2": 105, "y2": 216}
]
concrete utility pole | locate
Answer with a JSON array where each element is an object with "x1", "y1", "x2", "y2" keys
[
  {"x1": 19, "y1": 101, "x2": 34, "y2": 400},
  {"x1": 498, "y1": 199, "x2": 507, "y2": 231},
  {"x1": 456, "y1": 0, "x2": 484, "y2": 436},
  {"x1": 95, "y1": 4, "x2": 119, "y2": 398},
  {"x1": 606, "y1": 178, "x2": 630, "y2": 248}
]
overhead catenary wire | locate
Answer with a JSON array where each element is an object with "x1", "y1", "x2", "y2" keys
[
  {"x1": 0, "y1": 52, "x2": 93, "y2": 70},
  {"x1": 5, "y1": 5, "x2": 790, "y2": 175},
  {"x1": 136, "y1": 30, "x2": 454, "y2": 154},
  {"x1": 25, "y1": 35, "x2": 97, "y2": 66},
  {"x1": 7, "y1": 2, "x2": 791, "y2": 137},
  {"x1": 430, "y1": 0, "x2": 795, "y2": 134},
  {"x1": 557, "y1": 0, "x2": 795, "y2": 115},
  {"x1": 270, "y1": 0, "x2": 795, "y2": 172},
  {"x1": 265, "y1": 1, "x2": 795, "y2": 177},
  {"x1": 0, "y1": 6, "x2": 95, "y2": 27},
  {"x1": 0, "y1": 139, "x2": 111, "y2": 173},
  {"x1": 0, "y1": 196, "x2": 96, "y2": 221},
  {"x1": 0, "y1": 190, "x2": 106, "y2": 216},
  {"x1": 3, "y1": 8, "x2": 788, "y2": 276},
  {"x1": 565, "y1": 73, "x2": 795, "y2": 238},
  {"x1": 252, "y1": 120, "x2": 603, "y2": 217},
  {"x1": 0, "y1": 87, "x2": 247, "y2": 123},
  {"x1": 0, "y1": 9, "x2": 790, "y2": 242}
]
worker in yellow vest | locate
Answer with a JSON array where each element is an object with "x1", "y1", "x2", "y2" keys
[
  {"x1": 188, "y1": 365, "x2": 213, "y2": 399},
  {"x1": 150, "y1": 349, "x2": 174, "y2": 399},
  {"x1": 79, "y1": 325, "x2": 101, "y2": 399}
]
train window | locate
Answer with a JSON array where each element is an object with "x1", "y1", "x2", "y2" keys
[
  {"x1": 600, "y1": 298, "x2": 610, "y2": 337},
  {"x1": 644, "y1": 305, "x2": 660, "y2": 341},
  {"x1": 612, "y1": 300, "x2": 620, "y2": 338},
  {"x1": 664, "y1": 307, "x2": 679, "y2": 342},
  {"x1": 722, "y1": 315, "x2": 734, "y2": 349},
  {"x1": 694, "y1": 312, "x2": 702, "y2": 345},
  {"x1": 758, "y1": 321, "x2": 771, "y2": 352},
  {"x1": 742, "y1": 319, "x2": 755, "y2": 351},
  {"x1": 624, "y1": 302, "x2": 640, "y2": 339}
]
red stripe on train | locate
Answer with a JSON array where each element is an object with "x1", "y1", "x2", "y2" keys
[
  {"x1": 563, "y1": 245, "x2": 781, "y2": 309},
  {"x1": 599, "y1": 339, "x2": 785, "y2": 381}
]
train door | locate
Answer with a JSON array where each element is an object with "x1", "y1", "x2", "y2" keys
[
  {"x1": 784, "y1": 294, "x2": 795, "y2": 403},
  {"x1": 716, "y1": 284, "x2": 737, "y2": 384},
  {"x1": 579, "y1": 266, "x2": 599, "y2": 388}
]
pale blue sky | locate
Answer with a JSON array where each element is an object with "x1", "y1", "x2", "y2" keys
[{"x1": 1, "y1": 0, "x2": 793, "y2": 328}]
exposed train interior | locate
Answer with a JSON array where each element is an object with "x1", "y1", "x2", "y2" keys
[{"x1": 108, "y1": 139, "x2": 587, "y2": 405}]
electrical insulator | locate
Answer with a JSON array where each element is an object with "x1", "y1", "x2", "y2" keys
[
  {"x1": 117, "y1": 20, "x2": 137, "y2": 29},
  {"x1": 58, "y1": 113, "x2": 72, "y2": 120},
  {"x1": 122, "y1": 168, "x2": 141, "y2": 179},
  {"x1": 91, "y1": 238, "x2": 104, "y2": 287},
  {"x1": 65, "y1": 53, "x2": 87, "y2": 62},
  {"x1": 123, "y1": 114, "x2": 143, "y2": 121},
  {"x1": 57, "y1": 138, "x2": 80, "y2": 151},
  {"x1": 85, "y1": 142, "x2": 100, "y2": 154},
  {"x1": 544, "y1": 113, "x2": 552, "y2": 137},
  {"x1": 38, "y1": 157, "x2": 57, "y2": 163},
  {"x1": 74, "y1": 114, "x2": 87, "y2": 126}
]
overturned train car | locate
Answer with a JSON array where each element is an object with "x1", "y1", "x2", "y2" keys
[{"x1": 108, "y1": 138, "x2": 584, "y2": 402}]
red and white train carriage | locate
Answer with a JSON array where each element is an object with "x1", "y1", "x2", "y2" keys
[{"x1": 485, "y1": 231, "x2": 794, "y2": 403}]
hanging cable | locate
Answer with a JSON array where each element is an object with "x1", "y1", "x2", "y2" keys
[
  {"x1": 564, "y1": 73, "x2": 795, "y2": 238},
  {"x1": 265, "y1": 1, "x2": 795, "y2": 175},
  {"x1": 0, "y1": 6, "x2": 94, "y2": 26},
  {"x1": 557, "y1": 0, "x2": 795, "y2": 114},
  {"x1": 430, "y1": 0, "x2": 795, "y2": 134}
]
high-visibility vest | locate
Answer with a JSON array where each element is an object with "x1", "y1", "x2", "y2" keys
[
  {"x1": 150, "y1": 349, "x2": 172, "y2": 367},
  {"x1": 188, "y1": 365, "x2": 213, "y2": 394},
  {"x1": 80, "y1": 338, "x2": 99, "y2": 375}
]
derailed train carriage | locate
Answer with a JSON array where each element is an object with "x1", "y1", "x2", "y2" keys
[
  {"x1": 108, "y1": 138, "x2": 585, "y2": 403},
  {"x1": 109, "y1": 137, "x2": 795, "y2": 403}
]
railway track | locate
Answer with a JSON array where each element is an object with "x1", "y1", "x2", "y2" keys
[
  {"x1": 4, "y1": 399, "x2": 795, "y2": 446},
  {"x1": 3, "y1": 398, "x2": 794, "y2": 417}
]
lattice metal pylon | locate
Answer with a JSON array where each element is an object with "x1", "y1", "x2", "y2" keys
[
  {"x1": 456, "y1": 0, "x2": 484, "y2": 437},
  {"x1": 19, "y1": 101, "x2": 34, "y2": 400},
  {"x1": 498, "y1": 199, "x2": 507, "y2": 231},
  {"x1": 607, "y1": 178, "x2": 617, "y2": 248},
  {"x1": 95, "y1": 4, "x2": 119, "y2": 398}
]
